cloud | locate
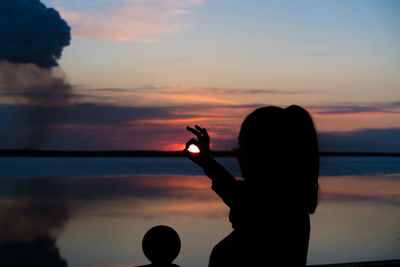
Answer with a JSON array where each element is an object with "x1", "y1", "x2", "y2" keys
[
  {"x1": 0, "y1": 103, "x2": 240, "y2": 150},
  {"x1": 318, "y1": 128, "x2": 400, "y2": 153},
  {"x1": 1, "y1": 102, "x2": 400, "y2": 151},
  {"x1": 90, "y1": 85, "x2": 301, "y2": 95},
  {"x1": 56, "y1": 85, "x2": 300, "y2": 108},
  {"x1": 0, "y1": 103, "x2": 179, "y2": 126},
  {"x1": 2, "y1": 83, "x2": 304, "y2": 108},
  {"x1": 308, "y1": 101, "x2": 400, "y2": 116},
  {"x1": 132, "y1": 84, "x2": 301, "y2": 95},
  {"x1": 47, "y1": 0, "x2": 203, "y2": 42}
]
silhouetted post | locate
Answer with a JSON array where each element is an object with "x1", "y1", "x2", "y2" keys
[{"x1": 136, "y1": 225, "x2": 181, "y2": 267}]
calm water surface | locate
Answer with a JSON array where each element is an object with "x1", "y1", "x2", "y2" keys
[{"x1": 0, "y1": 157, "x2": 399, "y2": 266}]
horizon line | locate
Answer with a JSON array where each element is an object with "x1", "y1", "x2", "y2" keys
[{"x1": 0, "y1": 149, "x2": 399, "y2": 158}]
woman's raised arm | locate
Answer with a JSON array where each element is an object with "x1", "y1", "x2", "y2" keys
[{"x1": 183, "y1": 125, "x2": 238, "y2": 207}]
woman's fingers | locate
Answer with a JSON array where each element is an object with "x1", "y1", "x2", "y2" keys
[
  {"x1": 183, "y1": 138, "x2": 201, "y2": 161},
  {"x1": 196, "y1": 125, "x2": 210, "y2": 141},
  {"x1": 184, "y1": 138, "x2": 200, "y2": 150},
  {"x1": 186, "y1": 126, "x2": 202, "y2": 140},
  {"x1": 184, "y1": 126, "x2": 212, "y2": 168},
  {"x1": 188, "y1": 125, "x2": 209, "y2": 142}
]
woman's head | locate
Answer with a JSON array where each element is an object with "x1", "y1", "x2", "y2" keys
[{"x1": 238, "y1": 105, "x2": 319, "y2": 213}]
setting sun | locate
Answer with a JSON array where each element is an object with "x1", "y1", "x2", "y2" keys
[{"x1": 188, "y1": 144, "x2": 200, "y2": 153}]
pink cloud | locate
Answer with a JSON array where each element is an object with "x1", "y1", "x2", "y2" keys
[{"x1": 56, "y1": 0, "x2": 203, "y2": 42}]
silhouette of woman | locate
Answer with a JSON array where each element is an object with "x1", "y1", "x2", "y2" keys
[{"x1": 184, "y1": 105, "x2": 319, "y2": 266}]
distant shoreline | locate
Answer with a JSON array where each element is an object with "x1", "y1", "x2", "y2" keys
[{"x1": 0, "y1": 150, "x2": 399, "y2": 158}]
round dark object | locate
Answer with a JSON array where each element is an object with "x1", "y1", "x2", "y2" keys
[{"x1": 142, "y1": 225, "x2": 181, "y2": 264}]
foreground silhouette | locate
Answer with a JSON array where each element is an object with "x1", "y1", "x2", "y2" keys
[
  {"x1": 184, "y1": 105, "x2": 319, "y2": 266},
  {"x1": 136, "y1": 225, "x2": 181, "y2": 267}
]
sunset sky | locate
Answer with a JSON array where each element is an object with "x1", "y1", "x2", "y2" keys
[{"x1": 1, "y1": 0, "x2": 400, "y2": 151}]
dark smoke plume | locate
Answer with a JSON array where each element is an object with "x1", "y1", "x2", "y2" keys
[
  {"x1": 0, "y1": 0, "x2": 72, "y2": 149},
  {"x1": 0, "y1": 61, "x2": 72, "y2": 148},
  {"x1": 0, "y1": 0, "x2": 71, "y2": 68},
  {"x1": 0, "y1": 0, "x2": 72, "y2": 265}
]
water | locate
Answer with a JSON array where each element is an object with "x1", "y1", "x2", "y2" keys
[
  {"x1": 0, "y1": 157, "x2": 399, "y2": 266},
  {"x1": 1, "y1": 157, "x2": 400, "y2": 178}
]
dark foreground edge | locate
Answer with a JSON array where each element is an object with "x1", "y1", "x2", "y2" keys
[{"x1": 309, "y1": 259, "x2": 400, "y2": 267}]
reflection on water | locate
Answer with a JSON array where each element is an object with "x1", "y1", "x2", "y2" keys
[
  {"x1": 0, "y1": 178, "x2": 70, "y2": 266},
  {"x1": 0, "y1": 174, "x2": 399, "y2": 266}
]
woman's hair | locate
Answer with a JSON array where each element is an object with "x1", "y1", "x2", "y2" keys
[{"x1": 238, "y1": 105, "x2": 319, "y2": 213}]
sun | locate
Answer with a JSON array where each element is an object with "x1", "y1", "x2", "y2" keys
[{"x1": 188, "y1": 144, "x2": 200, "y2": 153}]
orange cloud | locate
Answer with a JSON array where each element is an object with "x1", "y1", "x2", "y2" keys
[
  {"x1": 164, "y1": 143, "x2": 186, "y2": 151},
  {"x1": 133, "y1": 115, "x2": 234, "y2": 125},
  {"x1": 154, "y1": 94, "x2": 237, "y2": 105}
]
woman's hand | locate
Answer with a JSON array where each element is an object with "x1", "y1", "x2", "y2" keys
[{"x1": 183, "y1": 125, "x2": 215, "y2": 168}]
